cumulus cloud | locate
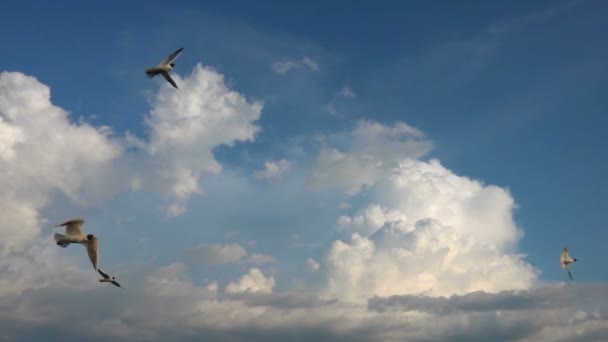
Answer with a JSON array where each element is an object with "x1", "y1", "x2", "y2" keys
[
  {"x1": 326, "y1": 219, "x2": 537, "y2": 302},
  {"x1": 140, "y1": 63, "x2": 262, "y2": 215},
  {"x1": 310, "y1": 120, "x2": 431, "y2": 195},
  {"x1": 1, "y1": 66, "x2": 603, "y2": 342},
  {"x1": 254, "y1": 159, "x2": 291, "y2": 180},
  {"x1": 307, "y1": 119, "x2": 538, "y2": 305},
  {"x1": 225, "y1": 268, "x2": 275, "y2": 294},
  {"x1": 0, "y1": 71, "x2": 121, "y2": 257},
  {"x1": 271, "y1": 56, "x2": 319, "y2": 75}
]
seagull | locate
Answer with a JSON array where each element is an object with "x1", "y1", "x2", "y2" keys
[
  {"x1": 98, "y1": 269, "x2": 122, "y2": 288},
  {"x1": 560, "y1": 245, "x2": 578, "y2": 281},
  {"x1": 145, "y1": 47, "x2": 184, "y2": 89},
  {"x1": 54, "y1": 218, "x2": 98, "y2": 272}
]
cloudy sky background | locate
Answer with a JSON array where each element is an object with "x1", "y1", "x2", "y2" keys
[{"x1": 1, "y1": 0, "x2": 607, "y2": 340}]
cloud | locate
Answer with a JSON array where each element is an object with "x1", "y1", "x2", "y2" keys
[
  {"x1": 306, "y1": 258, "x2": 320, "y2": 272},
  {"x1": 184, "y1": 243, "x2": 247, "y2": 264},
  {"x1": 183, "y1": 243, "x2": 276, "y2": 266},
  {"x1": 247, "y1": 253, "x2": 277, "y2": 265},
  {"x1": 301, "y1": 56, "x2": 319, "y2": 71},
  {"x1": 0, "y1": 71, "x2": 122, "y2": 257},
  {"x1": 339, "y1": 86, "x2": 356, "y2": 99},
  {"x1": 306, "y1": 120, "x2": 537, "y2": 303},
  {"x1": 254, "y1": 159, "x2": 291, "y2": 180},
  {"x1": 368, "y1": 283, "x2": 608, "y2": 314},
  {"x1": 225, "y1": 268, "x2": 275, "y2": 294},
  {"x1": 224, "y1": 292, "x2": 338, "y2": 309},
  {"x1": 271, "y1": 61, "x2": 299, "y2": 75},
  {"x1": 326, "y1": 218, "x2": 537, "y2": 303},
  {"x1": 324, "y1": 85, "x2": 357, "y2": 116},
  {"x1": 310, "y1": 120, "x2": 431, "y2": 195},
  {"x1": 139, "y1": 63, "x2": 262, "y2": 215},
  {"x1": 271, "y1": 56, "x2": 319, "y2": 75}
]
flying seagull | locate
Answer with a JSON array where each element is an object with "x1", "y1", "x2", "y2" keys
[
  {"x1": 145, "y1": 47, "x2": 184, "y2": 89},
  {"x1": 98, "y1": 269, "x2": 122, "y2": 288},
  {"x1": 560, "y1": 245, "x2": 578, "y2": 281},
  {"x1": 54, "y1": 218, "x2": 98, "y2": 272}
]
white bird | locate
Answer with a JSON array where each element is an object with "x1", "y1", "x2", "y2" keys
[
  {"x1": 54, "y1": 218, "x2": 98, "y2": 272},
  {"x1": 560, "y1": 245, "x2": 578, "y2": 281},
  {"x1": 144, "y1": 47, "x2": 184, "y2": 89},
  {"x1": 98, "y1": 269, "x2": 122, "y2": 288}
]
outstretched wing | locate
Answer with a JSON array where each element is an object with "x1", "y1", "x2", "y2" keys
[
  {"x1": 161, "y1": 71, "x2": 178, "y2": 89},
  {"x1": 567, "y1": 269, "x2": 574, "y2": 281},
  {"x1": 111, "y1": 280, "x2": 122, "y2": 288},
  {"x1": 560, "y1": 246, "x2": 569, "y2": 264},
  {"x1": 161, "y1": 47, "x2": 184, "y2": 65},
  {"x1": 56, "y1": 218, "x2": 85, "y2": 235},
  {"x1": 98, "y1": 269, "x2": 110, "y2": 279},
  {"x1": 86, "y1": 237, "x2": 98, "y2": 271}
]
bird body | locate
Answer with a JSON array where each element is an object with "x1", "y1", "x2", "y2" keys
[
  {"x1": 54, "y1": 218, "x2": 98, "y2": 271},
  {"x1": 145, "y1": 47, "x2": 184, "y2": 89},
  {"x1": 98, "y1": 269, "x2": 121, "y2": 288},
  {"x1": 560, "y1": 246, "x2": 578, "y2": 280}
]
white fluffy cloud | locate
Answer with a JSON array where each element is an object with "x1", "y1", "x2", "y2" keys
[
  {"x1": 140, "y1": 64, "x2": 262, "y2": 215},
  {"x1": 1, "y1": 68, "x2": 603, "y2": 341},
  {"x1": 327, "y1": 218, "x2": 537, "y2": 302},
  {"x1": 225, "y1": 268, "x2": 275, "y2": 294},
  {"x1": 254, "y1": 159, "x2": 291, "y2": 180},
  {"x1": 310, "y1": 120, "x2": 432, "y2": 194},
  {"x1": 0, "y1": 71, "x2": 121, "y2": 257},
  {"x1": 310, "y1": 120, "x2": 536, "y2": 304}
]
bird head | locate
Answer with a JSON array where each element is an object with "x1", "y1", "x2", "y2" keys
[
  {"x1": 170, "y1": 63, "x2": 175, "y2": 68},
  {"x1": 87, "y1": 234, "x2": 95, "y2": 240},
  {"x1": 574, "y1": 258, "x2": 578, "y2": 262}
]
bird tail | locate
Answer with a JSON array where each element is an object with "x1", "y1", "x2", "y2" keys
[{"x1": 54, "y1": 233, "x2": 70, "y2": 248}]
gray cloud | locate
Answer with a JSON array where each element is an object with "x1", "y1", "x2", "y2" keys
[
  {"x1": 368, "y1": 284, "x2": 608, "y2": 315},
  {"x1": 224, "y1": 292, "x2": 339, "y2": 309}
]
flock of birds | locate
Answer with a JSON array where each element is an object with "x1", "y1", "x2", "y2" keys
[
  {"x1": 52, "y1": 48, "x2": 186, "y2": 288},
  {"x1": 52, "y1": 47, "x2": 581, "y2": 287}
]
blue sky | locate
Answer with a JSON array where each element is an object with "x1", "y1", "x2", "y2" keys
[{"x1": 1, "y1": 0, "x2": 607, "y2": 340}]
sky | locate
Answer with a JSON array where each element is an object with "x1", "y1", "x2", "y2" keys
[{"x1": 0, "y1": 0, "x2": 607, "y2": 340}]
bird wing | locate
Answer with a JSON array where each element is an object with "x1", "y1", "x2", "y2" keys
[
  {"x1": 161, "y1": 71, "x2": 179, "y2": 89},
  {"x1": 567, "y1": 269, "x2": 574, "y2": 281},
  {"x1": 86, "y1": 237, "x2": 98, "y2": 271},
  {"x1": 160, "y1": 47, "x2": 184, "y2": 65},
  {"x1": 560, "y1": 246, "x2": 569, "y2": 263},
  {"x1": 56, "y1": 218, "x2": 85, "y2": 235},
  {"x1": 98, "y1": 269, "x2": 110, "y2": 279},
  {"x1": 111, "y1": 280, "x2": 122, "y2": 288}
]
